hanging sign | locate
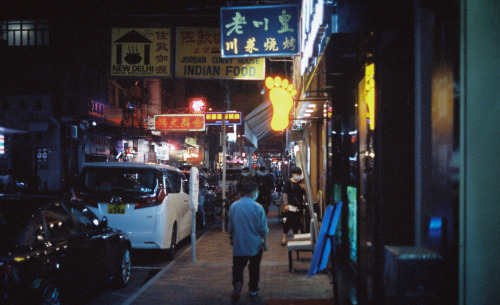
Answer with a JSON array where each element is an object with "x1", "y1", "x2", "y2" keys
[
  {"x1": 111, "y1": 28, "x2": 172, "y2": 77},
  {"x1": 176, "y1": 27, "x2": 265, "y2": 79},
  {"x1": 220, "y1": 4, "x2": 300, "y2": 58},
  {"x1": 154, "y1": 114, "x2": 205, "y2": 131},
  {"x1": 204, "y1": 112, "x2": 242, "y2": 125}
]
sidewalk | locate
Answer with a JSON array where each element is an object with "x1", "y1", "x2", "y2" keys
[{"x1": 123, "y1": 205, "x2": 335, "y2": 305}]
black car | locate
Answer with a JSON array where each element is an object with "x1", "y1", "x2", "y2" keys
[{"x1": 0, "y1": 195, "x2": 131, "y2": 304}]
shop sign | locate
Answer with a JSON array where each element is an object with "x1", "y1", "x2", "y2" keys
[
  {"x1": 189, "y1": 97, "x2": 207, "y2": 114},
  {"x1": 85, "y1": 134, "x2": 111, "y2": 155},
  {"x1": 176, "y1": 27, "x2": 265, "y2": 79},
  {"x1": 204, "y1": 112, "x2": 242, "y2": 125},
  {"x1": 220, "y1": 4, "x2": 300, "y2": 58},
  {"x1": 111, "y1": 28, "x2": 172, "y2": 77},
  {"x1": 156, "y1": 145, "x2": 169, "y2": 160},
  {"x1": 88, "y1": 99, "x2": 107, "y2": 118},
  {"x1": 0, "y1": 135, "x2": 4, "y2": 154},
  {"x1": 300, "y1": 0, "x2": 327, "y2": 75},
  {"x1": 154, "y1": 114, "x2": 205, "y2": 131}
]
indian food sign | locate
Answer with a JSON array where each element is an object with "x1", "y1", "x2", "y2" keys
[
  {"x1": 111, "y1": 28, "x2": 172, "y2": 77},
  {"x1": 176, "y1": 27, "x2": 265, "y2": 79},
  {"x1": 154, "y1": 114, "x2": 205, "y2": 131},
  {"x1": 220, "y1": 4, "x2": 300, "y2": 58}
]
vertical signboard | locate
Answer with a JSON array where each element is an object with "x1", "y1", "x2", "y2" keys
[
  {"x1": 111, "y1": 28, "x2": 172, "y2": 77},
  {"x1": 220, "y1": 4, "x2": 300, "y2": 58},
  {"x1": 176, "y1": 27, "x2": 265, "y2": 79}
]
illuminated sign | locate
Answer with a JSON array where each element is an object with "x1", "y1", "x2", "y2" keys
[
  {"x1": 0, "y1": 134, "x2": 4, "y2": 154},
  {"x1": 154, "y1": 114, "x2": 205, "y2": 131},
  {"x1": 220, "y1": 4, "x2": 300, "y2": 58},
  {"x1": 300, "y1": 0, "x2": 328, "y2": 75},
  {"x1": 88, "y1": 99, "x2": 107, "y2": 117},
  {"x1": 111, "y1": 28, "x2": 172, "y2": 77},
  {"x1": 365, "y1": 63, "x2": 375, "y2": 130},
  {"x1": 204, "y1": 112, "x2": 242, "y2": 125},
  {"x1": 266, "y1": 76, "x2": 296, "y2": 131},
  {"x1": 189, "y1": 97, "x2": 207, "y2": 114},
  {"x1": 176, "y1": 27, "x2": 265, "y2": 79}
]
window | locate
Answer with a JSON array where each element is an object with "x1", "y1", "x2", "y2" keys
[
  {"x1": 165, "y1": 170, "x2": 181, "y2": 193},
  {"x1": 69, "y1": 206, "x2": 100, "y2": 233},
  {"x1": 1, "y1": 20, "x2": 49, "y2": 46},
  {"x1": 43, "y1": 203, "x2": 71, "y2": 240},
  {"x1": 83, "y1": 168, "x2": 156, "y2": 193}
]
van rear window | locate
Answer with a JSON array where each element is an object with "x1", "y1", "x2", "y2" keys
[{"x1": 82, "y1": 168, "x2": 156, "y2": 194}]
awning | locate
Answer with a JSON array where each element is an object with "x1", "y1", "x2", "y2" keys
[
  {"x1": 0, "y1": 119, "x2": 27, "y2": 134},
  {"x1": 244, "y1": 100, "x2": 274, "y2": 147}
]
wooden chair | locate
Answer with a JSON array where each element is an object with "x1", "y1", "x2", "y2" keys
[{"x1": 287, "y1": 213, "x2": 318, "y2": 272}]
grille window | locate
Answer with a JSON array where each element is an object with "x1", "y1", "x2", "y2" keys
[{"x1": 1, "y1": 20, "x2": 49, "y2": 46}]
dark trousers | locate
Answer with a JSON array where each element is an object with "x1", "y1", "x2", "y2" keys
[
  {"x1": 232, "y1": 250, "x2": 263, "y2": 292},
  {"x1": 283, "y1": 210, "x2": 301, "y2": 234}
]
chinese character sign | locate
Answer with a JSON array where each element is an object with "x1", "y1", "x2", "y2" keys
[
  {"x1": 111, "y1": 28, "x2": 172, "y2": 77},
  {"x1": 176, "y1": 27, "x2": 265, "y2": 79},
  {"x1": 154, "y1": 114, "x2": 205, "y2": 131},
  {"x1": 220, "y1": 4, "x2": 299, "y2": 58},
  {"x1": 204, "y1": 112, "x2": 242, "y2": 125}
]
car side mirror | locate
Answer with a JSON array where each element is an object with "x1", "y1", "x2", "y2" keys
[{"x1": 99, "y1": 216, "x2": 108, "y2": 229}]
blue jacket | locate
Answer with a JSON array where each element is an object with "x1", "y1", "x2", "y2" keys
[{"x1": 228, "y1": 196, "x2": 269, "y2": 257}]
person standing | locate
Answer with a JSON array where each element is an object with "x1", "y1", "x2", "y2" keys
[
  {"x1": 228, "y1": 182, "x2": 269, "y2": 301},
  {"x1": 236, "y1": 167, "x2": 256, "y2": 197},
  {"x1": 281, "y1": 167, "x2": 306, "y2": 246},
  {"x1": 256, "y1": 166, "x2": 275, "y2": 215}
]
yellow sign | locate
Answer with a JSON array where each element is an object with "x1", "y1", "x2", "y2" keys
[
  {"x1": 111, "y1": 28, "x2": 171, "y2": 77},
  {"x1": 176, "y1": 27, "x2": 265, "y2": 80},
  {"x1": 266, "y1": 76, "x2": 296, "y2": 131},
  {"x1": 365, "y1": 63, "x2": 375, "y2": 130}
]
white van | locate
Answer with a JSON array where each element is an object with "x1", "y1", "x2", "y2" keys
[{"x1": 76, "y1": 162, "x2": 191, "y2": 259}]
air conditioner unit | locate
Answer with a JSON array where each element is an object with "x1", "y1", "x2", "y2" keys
[{"x1": 66, "y1": 125, "x2": 78, "y2": 139}]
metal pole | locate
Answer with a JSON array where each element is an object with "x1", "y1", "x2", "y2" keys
[
  {"x1": 221, "y1": 118, "x2": 227, "y2": 232},
  {"x1": 191, "y1": 210, "x2": 196, "y2": 262},
  {"x1": 299, "y1": 141, "x2": 317, "y2": 241}
]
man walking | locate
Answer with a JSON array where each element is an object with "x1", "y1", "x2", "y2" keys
[
  {"x1": 256, "y1": 166, "x2": 275, "y2": 215},
  {"x1": 228, "y1": 182, "x2": 269, "y2": 301}
]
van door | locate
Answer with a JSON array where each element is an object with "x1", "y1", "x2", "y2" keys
[{"x1": 164, "y1": 170, "x2": 191, "y2": 240}]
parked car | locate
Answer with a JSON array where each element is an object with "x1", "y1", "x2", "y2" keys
[
  {"x1": 76, "y1": 162, "x2": 191, "y2": 259},
  {"x1": 0, "y1": 195, "x2": 131, "y2": 305}
]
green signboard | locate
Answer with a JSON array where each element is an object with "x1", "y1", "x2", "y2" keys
[{"x1": 220, "y1": 4, "x2": 300, "y2": 58}]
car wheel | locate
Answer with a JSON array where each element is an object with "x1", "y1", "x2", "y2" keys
[
  {"x1": 40, "y1": 279, "x2": 61, "y2": 305},
  {"x1": 113, "y1": 246, "x2": 131, "y2": 288},
  {"x1": 166, "y1": 223, "x2": 177, "y2": 260}
]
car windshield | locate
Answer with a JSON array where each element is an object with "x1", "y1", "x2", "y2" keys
[
  {"x1": 0, "y1": 198, "x2": 41, "y2": 251},
  {"x1": 82, "y1": 168, "x2": 156, "y2": 194}
]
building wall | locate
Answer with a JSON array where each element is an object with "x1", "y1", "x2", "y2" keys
[{"x1": 460, "y1": 0, "x2": 500, "y2": 303}]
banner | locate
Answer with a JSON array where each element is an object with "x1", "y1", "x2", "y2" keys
[
  {"x1": 111, "y1": 28, "x2": 172, "y2": 77},
  {"x1": 176, "y1": 27, "x2": 265, "y2": 80}
]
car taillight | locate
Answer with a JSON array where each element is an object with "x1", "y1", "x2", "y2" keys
[
  {"x1": 0, "y1": 261, "x2": 12, "y2": 282},
  {"x1": 135, "y1": 195, "x2": 161, "y2": 209}
]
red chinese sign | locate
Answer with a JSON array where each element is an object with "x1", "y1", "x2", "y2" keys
[{"x1": 154, "y1": 114, "x2": 205, "y2": 131}]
